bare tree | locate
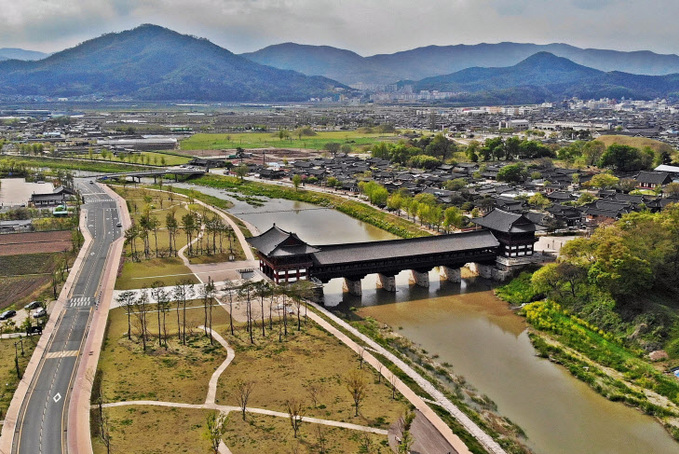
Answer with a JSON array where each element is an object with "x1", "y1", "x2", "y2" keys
[
  {"x1": 253, "y1": 281, "x2": 270, "y2": 337},
  {"x1": 238, "y1": 282, "x2": 254, "y2": 344},
  {"x1": 314, "y1": 425, "x2": 328, "y2": 454},
  {"x1": 305, "y1": 381, "x2": 320, "y2": 408},
  {"x1": 201, "y1": 277, "x2": 216, "y2": 344},
  {"x1": 286, "y1": 398, "x2": 305, "y2": 438},
  {"x1": 345, "y1": 369, "x2": 368, "y2": 417},
  {"x1": 223, "y1": 279, "x2": 235, "y2": 336},
  {"x1": 116, "y1": 290, "x2": 137, "y2": 341},
  {"x1": 157, "y1": 285, "x2": 171, "y2": 347},
  {"x1": 235, "y1": 380, "x2": 256, "y2": 421},
  {"x1": 151, "y1": 281, "x2": 166, "y2": 347},
  {"x1": 204, "y1": 411, "x2": 227, "y2": 454},
  {"x1": 134, "y1": 289, "x2": 150, "y2": 351},
  {"x1": 357, "y1": 346, "x2": 365, "y2": 369},
  {"x1": 390, "y1": 373, "x2": 398, "y2": 400},
  {"x1": 396, "y1": 409, "x2": 416, "y2": 454},
  {"x1": 376, "y1": 362, "x2": 383, "y2": 384}
]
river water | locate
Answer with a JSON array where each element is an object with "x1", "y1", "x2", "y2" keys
[
  {"x1": 0, "y1": 178, "x2": 54, "y2": 207},
  {"x1": 178, "y1": 183, "x2": 679, "y2": 454}
]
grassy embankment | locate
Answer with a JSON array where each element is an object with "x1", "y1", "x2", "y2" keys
[
  {"x1": 496, "y1": 274, "x2": 679, "y2": 440},
  {"x1": 192, "y1": 174, "x2": 429, "y2": 239},
  {"x1": 10, "y1": 156, "x2": 145, "y2": 173},
  {"x1": 73, "y1": 150, "x2": 191, "y2": 166},
  {"x1": 0, "y1": 336, "x2": 38, "y2": 426},
  {"x1": 180, "y1": 130, "x2": 401, "y2": 152}
]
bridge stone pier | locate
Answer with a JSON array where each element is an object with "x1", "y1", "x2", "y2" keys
[
  {"x1": 377, "y1": 273, "x2": 397, "y2": 292},
  {"x1": 441, "y1": 266, "x2": 461, "y2": 283},
  {"x1": 469, "y1": 262, "x2": 494, "y2": 279},
  {"x1": 411, "y1": 270, "x2": 430, "y2": 288},
  {"x1": 343, "y1": 278, "x2": 363, "y2": 296}
]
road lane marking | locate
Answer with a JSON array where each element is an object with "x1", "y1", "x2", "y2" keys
[{"x1": 53, "y1": 393, "x2": 62, "y2": 403}]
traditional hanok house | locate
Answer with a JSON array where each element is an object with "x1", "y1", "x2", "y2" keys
[
  {"x1": 635, "y1": 171, "x2": 672, "y2": 190},
  {"x1": 547, "y1": 203, "x2": 583, "y2": 227},
  {"x1": 471, "y1": 208, "x2": 537, "y2": 258},
  {"x1": 247, "y1": 224, "x2": 319, "y2": 284},
  {"x1": 30, "y1": 186, "x2": 75, "y2": 207},
  {"x1": 583, "y1": 200, "x2": 632, "y2": 227}
]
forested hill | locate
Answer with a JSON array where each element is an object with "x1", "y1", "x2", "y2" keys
[
  {"x1": 404, "y1": 53, "x2": 679, "y2": 104},
  {"x1": 0, "y1": 24, "x2": 349, "y2": 102},
  {"x1": 243, "y1": 41, "x2": 679, "y2": 85}
]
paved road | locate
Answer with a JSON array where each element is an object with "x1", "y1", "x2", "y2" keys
[{"x1": 12, "y1": 180, "x2": 121, "y2": 454}]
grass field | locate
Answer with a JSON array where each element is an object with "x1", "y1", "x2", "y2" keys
[
  {"x1": 97, "y1": 302, "x2": 230, "y2": 404},
  {"x1": 223, "y1": 413, "x2": 390, "y2": 454},
  {"x1": 115, "y1": 257, "x2": 198, "y2": 290},
  {"x1": 597, "y1": 135, "x2": 676, "y2": 155},
  {"x1": 93, "y1": 406, "x2": 212, "y2": 454},
  {"x1": 217, "y1": 322, "x2": 407, "y2": 428},
  {"x1": 0, "y1": 336, "x2": 38, "y2": 422},
  {"x1": 75, "y1": 151, "x2": 191, "y2": 166},
  {"x1": 180, "y1": 131, "x2": 401, "y2": 152}
]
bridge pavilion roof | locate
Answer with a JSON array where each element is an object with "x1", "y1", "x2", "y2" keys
[
  {"x1": 247, "y1": 224, "x2": 320, "y2": 258},
  {"x1": 311, "y1": 230, "x2": 498, "y2": 266},
  {"x1": 471, "y1": 208, "x2": 536, "y2": 234}
]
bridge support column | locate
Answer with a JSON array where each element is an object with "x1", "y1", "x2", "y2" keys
[
  {"x1": 410, "y1": 270, "x2": 429, "y2": 288},
  {"x1": 343, "y1": 278, "x2": 362, "y2": 297},
  {"x1": 441, "y1": 266, "x2": 461, "y2": 283},
  {"x1": 469, "y1": 262, "x2": 493, "y2": 279},
  {"x1": 377, "y1": 273, "x2": 397, "y2": 292}
]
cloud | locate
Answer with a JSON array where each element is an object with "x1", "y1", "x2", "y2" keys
[{"x1": 1, "y1": 0, "x2": 679, "y2": 57}]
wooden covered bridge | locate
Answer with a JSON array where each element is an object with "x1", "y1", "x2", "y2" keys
[{"x1": 247, "y1": 209, "x2": 537, "y2": 297}]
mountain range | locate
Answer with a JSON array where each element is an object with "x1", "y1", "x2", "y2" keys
[
  {"x1": 0, "y1": 25, "x2": 348, "y2": 102},
  {"x1": 243, "y1": 42, "x2": 679, "y2": 86},
  {"x1": 2, "y1": 24, "x2": 679, "y2": 104},
  {"x1": 0, "y1": 48, "x2": 48, "y2": 61},
  {"x1": 404, "y1": 52, "x2": 679, "y2": 105}
]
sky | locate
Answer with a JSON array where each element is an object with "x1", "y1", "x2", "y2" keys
[{"x1": 1, "y1": 0, "x2": 678, "y2": 56}]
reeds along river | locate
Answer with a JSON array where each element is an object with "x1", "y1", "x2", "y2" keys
[{"x1": 179, "y1": 183, "x2": 679, "y2": 454}]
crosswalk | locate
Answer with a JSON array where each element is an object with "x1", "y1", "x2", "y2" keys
[
  {"x1": 45, "y1": 350, "x2": 79, "y2": 359},
  {"x1": 69, "y1": 297, "x2": 95, "y2": 307}
]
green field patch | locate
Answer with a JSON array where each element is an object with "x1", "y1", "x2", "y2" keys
[
  {"x1": 93, "y1": 406, "x2": 212, "y2": 454},
  {"x1": 217, "y1": 322, "x2": 407, "y2": 427},
  {"x1": 180, "y1": 131, "x2": 400, "y2": 151},
  {"x1": 223, "y1": 412, "x2": 390, "y2": 454},
  {"x1": 0, "y1": 336, "x2": 38, "y2": 419},
  {"x1": 116, "y1": 257, "x2": 198, "y2": 290},
  {"x1": 97, "y1": 303, "x2": 230, "y2": 404}
]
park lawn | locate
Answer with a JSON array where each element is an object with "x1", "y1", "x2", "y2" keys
[
  {"x1": 75, "y1": 151, "x2": 191, "y2": 166},
  {"x1": 180, "y1": 131, "x2": 401, "y2": 151},
  {"x1": 597, "y1": 135, "x2": 676, "y2": 156},
  {"x1": 92, "y1": 406, "x2": 212, "y2": 454},
  {"x1": 0, "y1": 336, "x2": 38, "y2": 421},
  {"x1": 116, "y1": 257, "x2": 198, "y2": 290},
  {"x1": 223, "y1": 412, "x2": 390, "y2": 454},
  {"x1": 216, "y1": 322, "x2": 407, "y2": 429},
  {"x1": 97, "y1": 302, "x2": 230, "y2": 404}
]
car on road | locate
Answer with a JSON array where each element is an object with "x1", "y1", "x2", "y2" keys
[
  {"x1": 0, "y1": 309, "x2": 17, "y2": 320},
  {"x1": 32, "y1": 308, "x2": 47, "y2": 318},
  {"x1": 116, "y1": 222, "x2": 122, "y2": 228},
  {"x1": 26, "y1": 301, "x2": 42, "y2": 310},
  {"x1": 89, "y1": 180, "x2": 94, "y2": 184}
]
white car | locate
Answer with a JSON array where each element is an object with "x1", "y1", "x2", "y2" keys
[{"x1": 32, "y1": 308, "x2": 47, "y2": 318}]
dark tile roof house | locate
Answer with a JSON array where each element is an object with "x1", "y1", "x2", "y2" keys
[
  {"x1": 471, "y1": 208, "x2": 536, "y2": 234},
  {"x1": 635, "y1": 171, "x2": 672, "y2": 188},
  {"x1": 247, "y1": 224, "x2": 319, "y2": 258}
]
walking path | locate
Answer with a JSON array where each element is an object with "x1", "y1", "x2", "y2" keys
[
  {"x1": 308, "y1": 301, "x2": 507, "y2": 454},
  {"x1": 199, "y1": 326, "x2": 235, "y2": 405}
]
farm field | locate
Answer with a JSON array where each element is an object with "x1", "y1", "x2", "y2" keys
[
  {"x1": 0, "y1": 231, "x2": 72, "y2": 256},
  {"x1": 0, "y1": 252, "x2": 70, "y2": 309},
  {"x1": 180, "y1": 131, "x2": 401, "y2": 152}
]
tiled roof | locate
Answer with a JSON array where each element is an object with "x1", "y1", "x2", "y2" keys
[{"x1": 471, "y1": 208, "x2": 536, "y2": 233}]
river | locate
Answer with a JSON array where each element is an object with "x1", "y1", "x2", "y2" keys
[{"x1": 177, "y1": 183, "x2": 679, "y2": 454}]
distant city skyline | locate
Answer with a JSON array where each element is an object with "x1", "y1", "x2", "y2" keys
[{"x1": 2, "y1": 0, "x2": 678, "y2": 57}]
